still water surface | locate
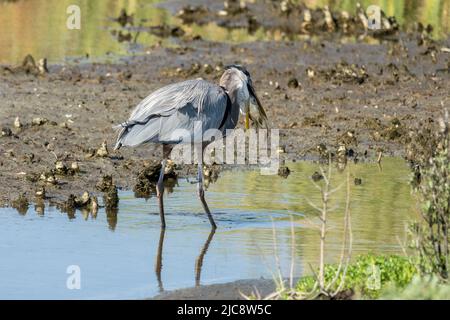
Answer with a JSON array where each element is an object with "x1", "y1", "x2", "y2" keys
[
  {"x1": 0, "y1": 0, "x2": 449, "y2": 64},
  {"x1": 0, "y1": 158, "x2": 416, "y2": 299}
]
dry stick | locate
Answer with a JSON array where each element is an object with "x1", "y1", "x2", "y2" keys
[
  {"x1": 310, "y1": 178, "x2": 323, "y2": 192},
  {"x1": 324, "y1": 172, "x2": 351, "y2": 294},
  {"x1": 264, "y1": 290, "x2": 285, "y2": 301},
  {"x1": 318, "y1": 162, "x2": 332, "y2": 292},
  {"x1": 312, "y1": 161, "x2": 354, "y2": 297},
  {"x1": 326, "y1": 175, "x2": 349, "y2": 292},
  {"x1": 334, "y1": 212, "x2": 352, "y2": 295},
  {"x1": 271, "y1": 218, "x2": 284, "y2": 292},
  {"x1": 396, "y1": 226, "x2": 409, "y2": 258},
  {"x1": 329, "y1": 182, "x2": 346, "y2": 195},
  {"x1": 289, "y1": 215, "x2": 296, "y2": 291},
  {"x1": 332, "y1": 173, "x2": 353, "y2": 296},
  {"x1": 305, "y1": 196, "x2": 324, "y2": 215},
  {"x1": 377, "y1": 151, "x2": 383, "y2": 164}
]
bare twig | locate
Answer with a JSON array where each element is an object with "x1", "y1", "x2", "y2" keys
[{"x1": 290, "y1": 215, "x2": 296, "y2": 290}]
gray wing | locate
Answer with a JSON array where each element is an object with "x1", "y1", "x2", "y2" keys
[{"x1": 114, "y1": 79, "x2": 232, "y2": 149}]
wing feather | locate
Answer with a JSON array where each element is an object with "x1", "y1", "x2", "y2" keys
[{"x1": 114, "y1": 79, "x2": 230, "y2": 149}]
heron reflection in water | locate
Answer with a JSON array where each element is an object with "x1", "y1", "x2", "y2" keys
[{"x1": 155, "y1": 228, "x2": 216, "y2": 292}]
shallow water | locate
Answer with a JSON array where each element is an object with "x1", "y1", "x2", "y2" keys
[
  {"x1": 0, "y1": 0, "x2": 448, "y2": 64},
  {"x1": 0, "y1": 158, "x2": 416, "y2": 299}
]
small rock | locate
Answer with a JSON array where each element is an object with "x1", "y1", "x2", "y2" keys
[
  {"x1": 164, "y1": 159, "x2": 176, "y2": 175},
  {"x1": 312, "y1": 171, "x2": 324, "y2": 181},
  {"x1": 22, "y1": 153, "x2": 35, "y2": 163},
  {"x1": 35, "y1": 201, "x2": 45, "y2": 215},
  {"x1": 83, "y1": 148, "x2": 96, "y2": 159},
  {"x1": 55, "y1": 161, "x2": 68, "y2": 175},
  {"x1": 37, "y1": 58, "x2": 48, "y2": 74},
  {"x1": 25, "y1": 172, "x2": 39, "y2": 182},
  {"x1": 45, "y1": 143, "x2": 55, "y2": 152},
  {"x1": 12, "y1": 193, "x2": 29, "y2": 214},
  {"x1": 63, "y1": 194, "x2": 77, "y2": 213},
  {"x1": 46, "y1": 174, "x2": 57, "y2": 184},
  {"x1": 204, "y1": 167, "x2": 212, "y2": 177},
  {"x1": 277, "y1": 146, "x2": 286, "y2": 154},
  {"x1": 35, "y1": 186, "x2": 46, "y2": 199},
  {"x1": 203, "y1": 164, "x2": 219, "y2": 183},
  {"x1": 75, "y1": 191, "x2": 91, "y2": 206},
  {"x1": 32, "y1": 117, "x2": 48, "y2": 126},
  {"x1": 96, "y1": 140, "x2": 109, "y2": 157},
  {"x1": 5, "y1": 149, "x2": 14, "y2": 157},
  {"x1": 90, "y1": 196, "x2": 99, "y2": 216},
  {"x1": 71, "y1": 161, "x2": 80, "y2": 172},
  {"x1": 14, "y1": 117, "x2": 22, "y2": 128},
  {"x1": 96, "y1": 175, "x2": 114, "y2": 192},
  {"x1": 59, "y1": 121, "x2": 69, "y2": 129},
  {"x1": 287, "y1": 78, "x2": 299, "y2": 88},
  {"x1": 278, "y1": 166, "x2": 291, "y2": 178},
  {"x1": 274, "y1": 82, "x2": 281, "y2": 90},
  {"x1": 40, "y1": 171, "x2": 57, "y2": 184},
  {"x1": 316, "y1": 143, "x2": 328, "y2": 159},
  {"x1": 104, "y1": 185, "x2": 119, "y2": 210},
  {"x1": 337, "y1": 144, "x2": 347, "y2": 163},
  {"x1": 1, "y1": 127, "x2": 12, "y2": 137},
  {"x1": 203, "y1": 64, "x2": 214, "y2": 74}
]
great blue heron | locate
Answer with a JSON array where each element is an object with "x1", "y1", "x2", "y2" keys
[{"x1": 114, "y1": 65, "x2": 268, "y2": 229}]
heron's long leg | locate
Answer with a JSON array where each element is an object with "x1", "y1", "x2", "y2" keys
[
  {"x1": 195, "y1": 229, "x2": 216, "y2": 286},
  {"x1": 155, "y1": 227, "x2": 165, "y2": 292},
  {"x1": 197, "y1": 162, "x2": 217, "y2": 229},
  {"x1": 157, "y1": 159, "x2": 167, "y2": 228}
]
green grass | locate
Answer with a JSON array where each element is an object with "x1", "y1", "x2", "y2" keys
[{"x1": 296, "y1": 254, "x2": 418, "y2": 298}]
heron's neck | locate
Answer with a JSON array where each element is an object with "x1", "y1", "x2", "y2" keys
[
  {"x1": 220, "y1": 77, "x2": 249, "y2": 108},
  {"x1": 220, "y1": 84, "x2": 244, "y2": 130}
]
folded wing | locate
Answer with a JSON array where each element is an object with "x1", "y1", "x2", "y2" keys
[{"x1": 114, "y1": 79, "x2": 231, "y2": 149}]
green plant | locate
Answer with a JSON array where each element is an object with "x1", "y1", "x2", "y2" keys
[
  {"x1": 296, "y1": 254, "x2": 418, "y2": 299},
  {"x1": 380, "y1": 275, "x2": 450, "y2": 300},
  {"x1": 302, "y1": 161, "x2": 353, "y2": 298},
  {"x1": 244, "y1": 161, "x2": 353, "y2": 300},
  {"x1": 410, "y1": 111, "x2": 450, "y2": 280}
]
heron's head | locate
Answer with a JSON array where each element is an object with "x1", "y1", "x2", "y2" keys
[{"x1": 220, "y1": 64, "x2": 268, "y2": 130}]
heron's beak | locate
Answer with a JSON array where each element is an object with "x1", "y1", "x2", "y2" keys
[
  {"x1": 247, "y1": 82, "x2": 268, "y2": 129},
  {"x1": 245, "y1": 112, "x2": 250, "y2": 130}
]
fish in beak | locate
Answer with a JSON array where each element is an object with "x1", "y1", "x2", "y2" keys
[{"x1": 247, "y1": 82, "x2": 268, "y2": 130}]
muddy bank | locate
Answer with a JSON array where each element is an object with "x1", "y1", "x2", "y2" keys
[
  {"x1": 170, "y1": 0, "x2": 402, "y2": 39},
  {"x1": 0, "y1": 4, "x2": 449, "y2": 211},
  {"x1": 151, "y1": 278, "x2": 278, "y2": 300}
]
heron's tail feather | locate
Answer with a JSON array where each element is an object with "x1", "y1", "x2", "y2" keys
[
  {"x1": 113, "y1": 117, "x2": 161, "y2": 150},
  {"x1": 113, "y1": 122, "x2": 130, "y2": 150}
]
